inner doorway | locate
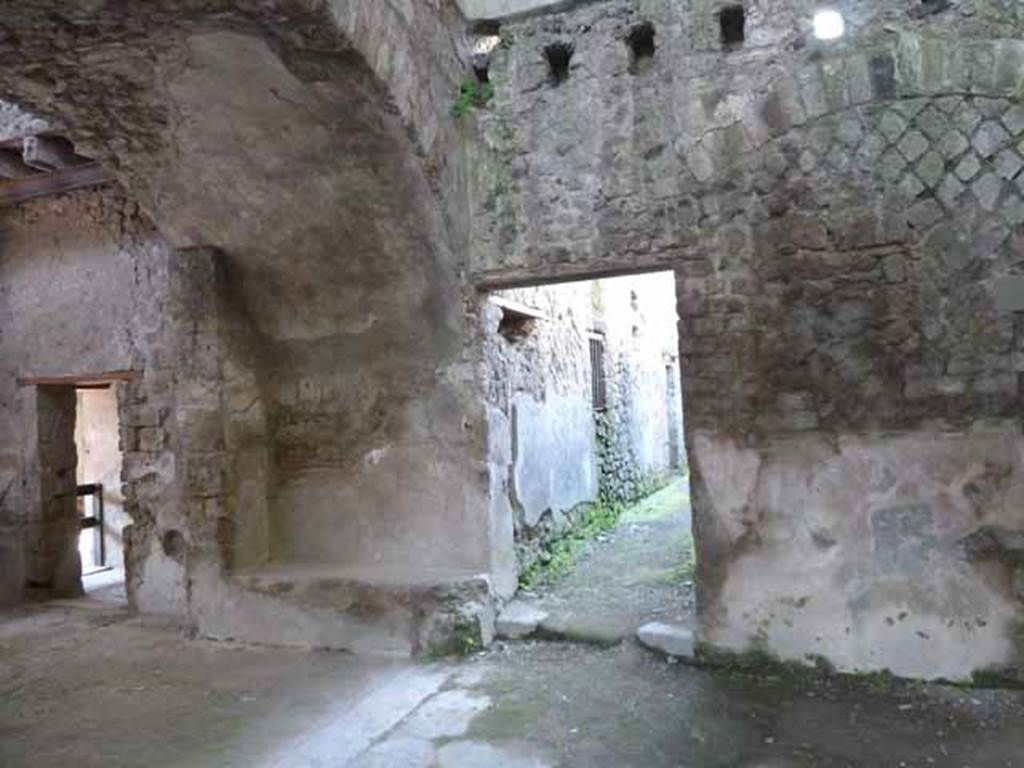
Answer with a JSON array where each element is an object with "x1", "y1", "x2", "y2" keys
[
  {"x1": 74, "y1": 385, "x2": 127, "y2": 602},
  {"x1": 27, "y1": 374, "x2": 128, "y2": 605},
  {"x1": 484, "y1": 269, "x2": 694, "y2": 639}
]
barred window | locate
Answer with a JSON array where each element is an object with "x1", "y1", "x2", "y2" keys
[{"x1": 590, "y1": 336, "x2": 607, "y2": 412}]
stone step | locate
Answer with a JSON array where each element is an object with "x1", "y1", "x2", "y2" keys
[
  {"x1": 637, "y1": 621, "x2": 696, "y2": 661},
  {"x1": 192, "y1": 563, "x2": 497, "y2": 657},
  {"x1": 536, "y1": 611, "x2": 631, "y2": 646},
  {"x1": 495, "y1": 601, "x2": 548, "y2": 639}
]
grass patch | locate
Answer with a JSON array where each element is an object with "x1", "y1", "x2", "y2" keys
[
  {"x1": 624, "y1": 532, "x2": 697, "y2": 587},
  {"x1": 519, "y1": 501, "x2": 623, "y2": 590},
  {"x1": 518, "y1": 476, "x2": 693, "y2": 590},
  {"x1": 661, "y1": 530, "x2": 696, "y2": 584},
  {"x1": 620, "y1": 473, "x2": 689, "y2": 524}
]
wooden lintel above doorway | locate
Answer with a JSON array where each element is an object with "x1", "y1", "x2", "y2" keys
[{"x1": 17, "y1": 369, "x2": 140, "y2": 388}]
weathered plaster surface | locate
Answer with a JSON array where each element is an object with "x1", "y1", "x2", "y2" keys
[
  {"x1": 694, "y1": 428, "x2": 1024, "y2": 679},
  {"x1": 511, "y1": 390, "x2": 599, "y2": 528}
]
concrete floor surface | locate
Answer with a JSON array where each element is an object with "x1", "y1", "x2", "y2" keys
[{"x1": 2, "y1": 592, "x2": 1022, "y2": 767}]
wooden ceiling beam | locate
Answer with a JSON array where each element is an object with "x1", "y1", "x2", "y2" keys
[{"x1": 0, "y1": 162, "x2": 113, "y2": 206}]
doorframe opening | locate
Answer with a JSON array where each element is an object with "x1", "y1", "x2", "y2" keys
[
  {"x1": 22, "y1": 369, "x2": 137, "y2": 604},
  {"x1": 480, "y1": 267, "x2": 694, "y2": 596}
]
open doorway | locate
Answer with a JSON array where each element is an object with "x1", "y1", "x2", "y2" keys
[
  {"x1": 484, "y1": 270, "x2": 693, "y2": 639},
  {"x1": 74, "y1": 385, "x2": 127, "y2": 603},
  {"x1": 26, "y1": 375, "x2": 128, "y2": 605}
]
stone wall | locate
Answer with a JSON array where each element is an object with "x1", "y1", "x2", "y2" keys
[
  {"x1": 29, "y1": 386, "x2": 81, "y2": 601},
  {"x1": 595, "y1": 272, "x2": 684, "y2": 504},
  {"x1": 0, "y1": 188, "x2": 276, "y2": 614},
  {"x1": 467, "y1": 0, "x2": 1024, "y2": 679},
  {"x1": 0, "y1": 189, "x2": 173, "y2": 606}
]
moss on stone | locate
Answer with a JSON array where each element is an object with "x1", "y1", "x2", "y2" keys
[
  {"x1": 424, "y1": 613, "x2": 485, "y2": 658},
  {"x1": 697, "y1": 641, "x2": 931, "y2": 692},
  {"x1": 518, "y1": 499, "x2": 624, "y2": 589},
  {"x1": 697, "y1": 638, "x2": 1024, "y2": 692}
]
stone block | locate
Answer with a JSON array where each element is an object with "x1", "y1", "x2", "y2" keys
[
  {"x1": 954, "y1": 151, "x2": 981, "y2": 182},
  {"x1": 915, "y1": 105, "x2": 949, "y2": 141},
  {"x1": 846, "y1": 55, "x2": 873, "y2": 105},
  {"x1": 905, "y1": 199, "x2": 943, "y2": 230},
  {"x1": 137, "y1": 427, "x2": 165, "y2": 453},
  {"x1": 878, "y1": 110, "x2": 907, "y2": 143},
  {"x1": 869, "y1": 53, "x2": 896, "y2": 101},
  {"x1": 936, "y1": 129, "x2": 968, "y2": 159},
  {"x1": 936, "y1": 174, "x2": 965, "y2": 208},
  {"x1": 637, "y1": 622, "x2": 696, "y2": 660},
  {"x1": 915, "y1": 151, "x2": 944, "y2": 189},
  {"x1": 973, "y1": 121, "x2": 1011, "y2": 158},
  {"x1": 995, "y1": 149, "x2": 1023, "y2": 180},
  {"x1": 538, "y1": 612, "x2": 627, "y2": 646},
  {"x1": 897, "y1": 130, "x2": 929, "y2": 163},
  {"x1": 881, "y1": 254, "x2": 907, "y2": 284},
  {"x1": 122, "y1": 405, "x2": 165, "y2": 428},
  {"x1": 1002, "y1": 105, "x2": 1024, "y2": 136},
  {"x1": 795, "y1": 64, "x2": 828, "y2": 119},
  {"x1": 496, "y1": 601, "x2": 548, "y2": 639},
  {"x1": 993, "y1": 276, "x2": 1024, "y2": 312}
]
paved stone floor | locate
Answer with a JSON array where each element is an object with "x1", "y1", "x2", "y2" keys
[
  {"x1": 2, "y1": 584, "x2": 1023, "y2": 766},
  {"x1": 525, "y1": 476, "x2": 696, "y2": 645}
]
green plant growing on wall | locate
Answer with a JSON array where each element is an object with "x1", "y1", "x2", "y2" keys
[
  {"x1": 451, "y1": 78, "x2": 494, "y2": 119},
  {"x1": 519, "y1": 500, "x2": 624, "y2": 589},
  {"x1": 596, "y1": 408, "x2": 662, "y2": 506}
]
